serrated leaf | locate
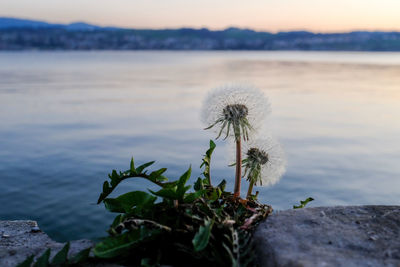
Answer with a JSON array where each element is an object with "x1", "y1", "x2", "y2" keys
[
  {"x1": 149, "y1": 168, "x2": 167, "y2": 180},
  {"x1": 136, "y1": 161, "x2": 155, "y2": 174},
  {"x1": 33, "y1": 248, "x2": 50, "y2": 267},
  {"x1": 51, "y1": 242, "x2": 70, "y2": 265},
  {"x1": 97, "y1": 160, "x2": 168, "y2": 204},
  {"x1": 192, "y1": 219, "x2": 214, "y2": 252},
  {"x1": 16, "y1": 255, "x2": 34, "y2": 267}
]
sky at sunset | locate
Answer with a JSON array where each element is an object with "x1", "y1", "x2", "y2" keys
[{"x1": 1, "y1": 0, "x2": 400, "y2": 32}]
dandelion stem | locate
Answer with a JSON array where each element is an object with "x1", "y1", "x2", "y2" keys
[
  {"x1": 234, "y1": 139, "x2": 242, "y2": 198},
  {"x1": 246, "y1": 178, "x2": 255, "y2": 199}
]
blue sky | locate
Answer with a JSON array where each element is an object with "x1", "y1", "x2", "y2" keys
[{"x1": 1, "y1": 0, "x2": 399, "y2": 32}]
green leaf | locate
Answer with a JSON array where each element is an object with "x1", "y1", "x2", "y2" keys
[
  {"x1": 16, "y1": 255, "x2": 34, "y2": 267},
  {"x1": 183, "y1": 189, "x2": 206, "y2": 203},
  {"x1": 94, "y1": 231, "x2": 139, "y2": 259},
  {"x1": 192, "y1": 219, "x2": 214, "y2": 252},
  {"x1": 194, "y1": 177, "x2": 204, "y2": 191},
  {"x1": 200, "y1": 140, "x2": 216, "y2": 185},
  {"x1": 105, "y1": 191, "x2": 157, "y2": 213},
  {"x1": 217, "y1": 179, "x2": 226, "y2": 191},
  {"x1": 136, "y1": 161, "x2": 155, "y2": 174},
  {"x1": 176, "y1": 167, "x2": 192, "y2": 199},
  {"x1": 149, "y1": 168, "x2": 167, "y2": 180},
  {"x1": 71, "y1": 247, "x2": 91, "y2": 264},
  {"x1": 33, "y1": 248, "x2": 50, "y2": 267},
  {"x1": 149, "y1": 187, "x2": 178, "y2": 200},
  {"x1": 207, "y1": 187, "x2": 222, "y2": 201},
  {"x1": 130, "y1": 157, "x2": 136, "y2": 174},
  {"x1": 121, "y1": 191, "x2": 156, "y2": 211},
  {"x1": 110, "y1": 170, "x2": 120, "y2": 187},
  {"x1": 104, "y1": 198, "x2": 124, "y2": 213},
  {"x1": 51, "y1": 242, "x2": 70, "y2": 265},
  {"x1": 180, "y1": 185, "x2": 191, "y2": 199},
  {"x1": 177, "y1": 167, "x2": 191, "y2": 188},
  {"x1": 102, "y1": 181, "x2": 110, "y2": 193},
  {"x1": 94, "y1": 227, "x2": 161, "y2": 258},
  {"x1": 293, "y1": 197, "x2": 314, "y2": 209},
  {"x1": 207, "y1": 140, "x2": 216, "y2": 154}
]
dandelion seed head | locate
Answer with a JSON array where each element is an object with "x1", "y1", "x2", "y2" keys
[
  {"x1": 201, "y1": 83, "x2": 271, "y2": 140},
  {"x1": 247, "y1": 147, "x2": 269, "y2": 165},
  {"x1": 242, "y1": 136, "x2": 286, "y2": 187}
]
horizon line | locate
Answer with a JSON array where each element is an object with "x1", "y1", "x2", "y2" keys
[{"x1": 2, "y1": 15, "x2": 400, "y2": 34}]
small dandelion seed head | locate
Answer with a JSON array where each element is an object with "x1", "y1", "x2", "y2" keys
[
  {"x1": 242, "y1": 136, "x2": 286, "y2": 187},
  {"x1": 247, "y1": 147, "x2": 269, "y2": 165},
  {"x1": 201, "y1": 83, "x2": 271, "y2": 140}
]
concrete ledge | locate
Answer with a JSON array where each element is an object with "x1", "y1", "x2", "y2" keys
[
  {"x1": 3, "y1": 206, "x2": 400, "y2": 266},
  {"x1": 254, "y1": 205, "x2": 400, "y2": 267},
  {"x1": 0, "y1": 220, "x2": 93, "y2": 267}
]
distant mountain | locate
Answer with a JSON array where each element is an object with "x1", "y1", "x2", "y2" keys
[
  {"x1": 0, "y1": 17, "x2": 103, "y2": 30},
  {"x1": 0, "y1": 17, "x2": 55, "y2": 29},
  {"x1": 1, "y1": 17, "x2": 400, "y2": 51}
]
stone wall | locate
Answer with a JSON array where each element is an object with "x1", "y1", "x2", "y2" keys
[
  {"x1": 2, "y1": 205, "x2": 399, "y2": 266},
  {"x1": 253, "y1": 205, "x2": 400, "y2": 267},
  {"x1": 0, "y1": 220, "x2": 92, "y2": 267}
]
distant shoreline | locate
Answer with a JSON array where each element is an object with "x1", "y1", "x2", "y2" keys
[{"x1": 1, "y1": 17, "x2": 400, "y2": 51}]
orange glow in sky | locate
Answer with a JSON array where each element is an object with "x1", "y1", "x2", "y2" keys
[{"x1": 1, "y1": 0, "x2": 400, "y2": 32}]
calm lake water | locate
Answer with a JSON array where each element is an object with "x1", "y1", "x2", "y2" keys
[{"x1": 0, "y1": 51, "x2": 399, "y2": 242}]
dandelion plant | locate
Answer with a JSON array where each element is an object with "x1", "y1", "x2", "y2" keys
[
  {"x1": 18, "y1": 83, "x2": 288, "y2": 267},
  {"x1": 241, "y1": 137, "x2": 286, "y2": 199},
  {"x1": 201, "y1": 84, "x2": 270, "y2": 197}
]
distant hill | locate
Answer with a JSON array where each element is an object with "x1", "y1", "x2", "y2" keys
[
  {"x1": 1, "y1": 17, "x2": 400, "y2": 51},
  {"x1": 0, "y1": 17, "x2": 56, "y2": 29},
  {"x1": 0, "y1": 17, "x2": 104, "y2": 30}
]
